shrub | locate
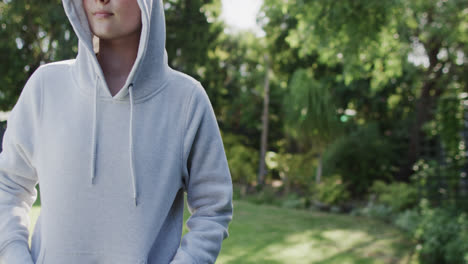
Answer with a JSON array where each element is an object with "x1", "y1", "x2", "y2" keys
[
  {"x1": 322, "y1": 123, "x2": 398, "y2": 197},
  {"x1": 274, "y1": 150, "x2": 317, "y2": 195},
  {"x1": 394, "y1": 208, "x2": 421, "y2": 234},
  {"x1": 413, "y1": 199, "x2": 468, "y2": 264},
  {"x1": 310, "y1": 174, "x2": 350, "y2": 207},
  {"x1": 352, "y1": 203, "x2": 394, "y2": 222},
  {"x1": 411, "y1": 159, "x2": 468, "y2": 211},
  {"x1": 244, "y1": 186, "x2": 279, "y2": 206},
  {"x1": 363, "y1": 199, "x2": 468, "y2": 264},
  {"x1": 280, "y1": 193, "x2": 308, "y2": 209},
  {"x1": 370, "y1": 180, "x2": 419, "y2": 213},
  {"x1": 222, "y1": 132, "x2": 258, "y2": 185},
  {"x1": 445, "y1": 227, "x2": 468, "y2": 264}
]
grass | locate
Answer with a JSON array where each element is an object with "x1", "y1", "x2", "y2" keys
[{"x1": 28, "y1": 192, "x2": 418, "y2": 264}]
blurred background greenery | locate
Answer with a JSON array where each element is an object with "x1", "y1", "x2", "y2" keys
[{"x1": 1, "y1": 0, "x2": 468, "y2": 263}]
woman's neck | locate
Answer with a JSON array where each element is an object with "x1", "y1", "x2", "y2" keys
[{"x1": 96, "y1": 30, "x2": 140, "y2": 96}]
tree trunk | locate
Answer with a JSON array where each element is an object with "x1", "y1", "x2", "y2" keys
[
  {"x1": 401, "y1": 83, "x2": 433, "y2": 180},
  {"x1": 399, "y1": 35, "x2": 444, "y2": 181},
  {"x1": 281, "y1": 172, "x2": 290, "y2": 196},
  {"x1": 258, "y1": 54, "x2": 270, "y2": 188},
  {"x1": 316, "y1": 153, "x2": 323, "y2": 184}
]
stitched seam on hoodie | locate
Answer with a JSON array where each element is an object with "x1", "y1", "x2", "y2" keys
[
  {"x1": 58, "y1": 61, "x2": 97, "y2": 101},
  {"x1": 132, "y1": 80, "x2": 169, "y2": 104},
  {"x1": 38, "y1": 66, "x2": 44, "y2": 129},
  {"x1": 39, "y1": 66, "x2": 44, "y2": 155},
  {"x1": 33, "y1": 66, "x2": 44, "y2": 168},
  {"x1": 180, "y1": 86, "x2": 197, "y2": 189}
]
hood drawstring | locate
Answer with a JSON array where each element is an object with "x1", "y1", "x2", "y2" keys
[
  {"x1": 90, "y1": 77, "x2": 139, "y2": 207},
  {"x1": 128, "y1": 84, "x2": 138, "y2": 206},
  {"x1": 90, "y1": 75, "x2": 99, "y2": 185}
]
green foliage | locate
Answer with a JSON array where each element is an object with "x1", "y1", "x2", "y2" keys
[
  {"x1": 352, "y1": 204, "x2": 395, "y2": 223},
  {"x1": 274, "y1": 150, "x2": 316, "y2": 193},
  {"x1": 445, "y1": 225, "x2": 468, "y2": 264},
  {"x1": 434, "y1": 93, "x2": 465, "y2": 159},
  {"x1": 212, "y1": 31, "x2": 286, "y2": 148},
  {"x1": 279, "y1": 192, "x2": 309, "y2": 209},
  {"x1": 284, "y1": 68, "x2": 341, "y2": 149},
  {"x1": 424, "y1": 90, "x2": 466, "y2": 167},
  {"x1": 411, "y1": 159, "x2": 467, "y2": 211},
  {"x1": 352, "y1": 179, "x2": 419, "y2": 222},
  {"x1": 243, "y1": 186, "x2": 279, "y2": 206},
  {"x1": 0, "y1": 0, "x2": 78, "y2": 110},
  {"x1": 411, "y1": 159, "x2": 445, "y2": 204},
  {"x1": 262, "y1": 0, "x2": 406, "y2": 91},
  {"x1": 262, "y1": 0, "x2": 468, "y2": 92},
  {"x1": 413, "y1": 200, "x2": 468, "y2": 264},
  {"x1": 234, "y1": 184, "x2": 309, "y2": 210},
  {"x1": 261, "y1": 0, "x2": 468, "y2": 188},
  {"x1": 240, "y1": 185, "x2": 308, "y2": 209},
  {"x1": 411, "y1": 159, "x2": 438, "y2": 184},
  {"x1": 310, "y1": 174, "x2": 350, "y2": 206},
  {"x1": 222, "y1": 132, "x2": 258, "y2": 185},
  {"x1": 165, "y1": 0, "x2": 222, "y2": 78},
  {"x1": 369, "y1": 180, "x2": 419, "y2": 213},
  {"x1": 394, "y1": 208, "x2": 421, "y2": 234},
  {"x1": 323, "y1": 124, "x2": 397, "y2": 196},
  {"x1": 394, "y1": 200, "x2": 468, "y2": 264}
]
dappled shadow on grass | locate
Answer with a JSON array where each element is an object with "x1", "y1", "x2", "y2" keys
[
  {"x1": 214, "y1": 200, "x2": 416, "y2": 264},
  {"x1": 312, "y1": 235, "x2": 400, "y2": 264}
]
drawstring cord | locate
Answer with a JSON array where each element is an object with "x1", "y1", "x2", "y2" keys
[
  {"x1": 129, "y1": 84, "x2": 138, "y2": 206},
  {"x1": 90, "y1": 75, "x2": 99, "y2": 185},
  {"x1": 90, "y1": 77, "x2": 139, "y2": 207}
]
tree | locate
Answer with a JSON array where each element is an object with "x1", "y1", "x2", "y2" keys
[
  {"x1": 0, "y1": 0, "x2": 77, "y2": 110},
  {"x1": 260, "y1": 0, "x2": 468, "y2": 181},
  {"x1": 164, "y1": 0, "x2": 227, "y2": 111},
  {"x1": 283, "y1": 68, "x2": 342, "y2": 184},
  {"x1": 258, "y1": 54, "x2": 271, "y2": 188}
]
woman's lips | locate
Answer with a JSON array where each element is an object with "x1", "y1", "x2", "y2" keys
[{"x1": 94, "y1": 11, "x2": 113, "y2": 18}]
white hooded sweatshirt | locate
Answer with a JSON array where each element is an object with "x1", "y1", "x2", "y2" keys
[{"x1": 0, "y1": 0, "x2": 233, "y2": 263}]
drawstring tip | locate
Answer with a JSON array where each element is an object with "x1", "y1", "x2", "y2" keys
[{"x1": 134, "y1": 197, "x2": 138, "y2": 207}]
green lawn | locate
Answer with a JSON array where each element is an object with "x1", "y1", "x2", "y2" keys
[{"x1": 28, "y1": 196, "x2": 418, "y2": 264}]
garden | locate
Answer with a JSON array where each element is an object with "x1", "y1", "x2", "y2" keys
[{"x1": 2, "y1": 0, "x2": 468, "y2": 263}]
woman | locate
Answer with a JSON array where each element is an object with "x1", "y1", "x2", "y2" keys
[{"x1": 0, "y1": 0, "x2": 233, "y2": 263}]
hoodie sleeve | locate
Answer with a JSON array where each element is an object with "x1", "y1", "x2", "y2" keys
[
  {"x1": 171, "y1": 82, "x2": 233, "y2": 264},
  {"x1": 0, "y1": 68, "x2": 43, "y2": 264}
]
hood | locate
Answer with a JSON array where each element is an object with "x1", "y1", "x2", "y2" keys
[{"x1": 62, "y1": 0, "x2": 171, "y2": 206}]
